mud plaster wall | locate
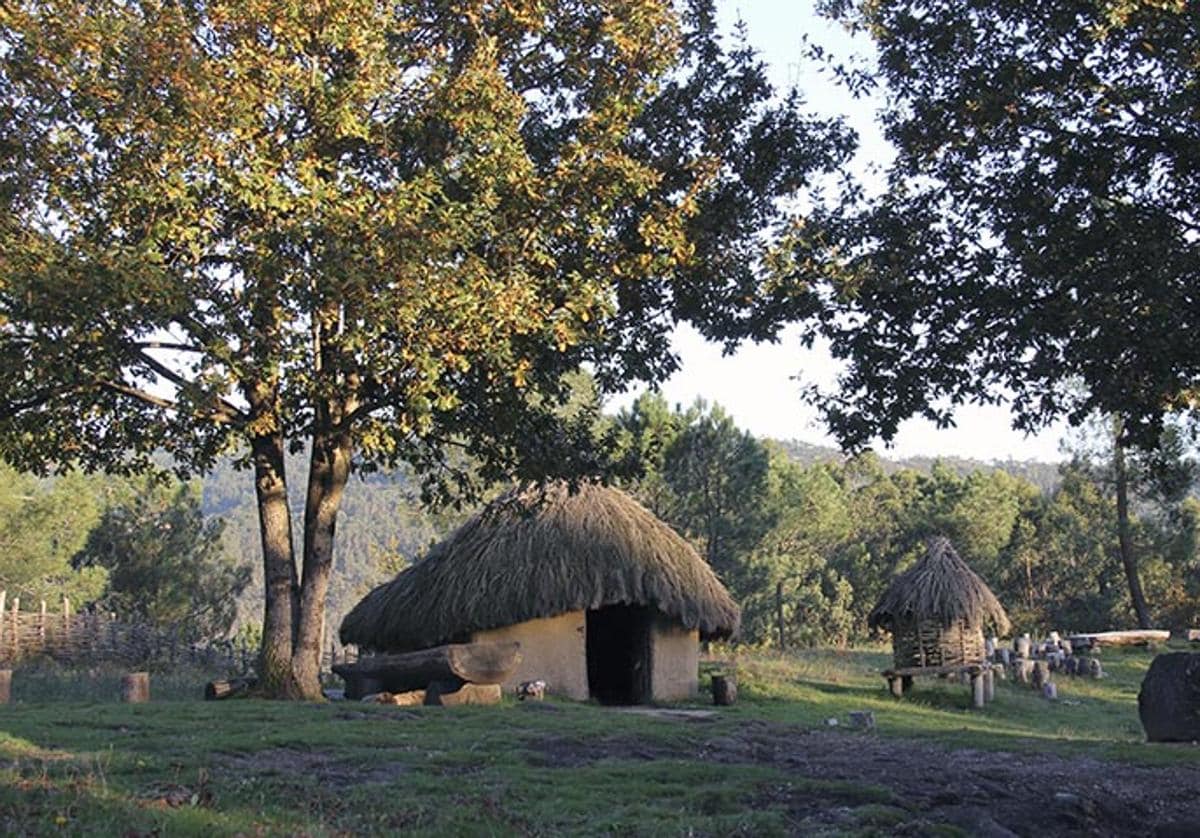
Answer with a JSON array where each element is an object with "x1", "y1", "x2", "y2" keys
[
  {"x1": 651, "y1": 619, "x2": 699, "y2": 701},
  {"x1": 473, "y1": 611, "x2": 588, "y2": 700}
]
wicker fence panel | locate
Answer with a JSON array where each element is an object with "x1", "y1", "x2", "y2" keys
[
  {"x1": 0, "y1": 598, "x2": 254, "y2": 672},
  {"x1": 892, "y1": 616, "x2": 985, "y2": 669},
  {"x1": 0, "y1": 593, "x2": 355, "y2": 675}
]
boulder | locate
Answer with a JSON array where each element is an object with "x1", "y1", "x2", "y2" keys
[{"x1": 1137, "y1": 653, "x2": 1200, "y2": 743}]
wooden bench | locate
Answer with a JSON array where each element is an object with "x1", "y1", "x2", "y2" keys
[{"x1": 882, "y1": 663, "x2": 998, "y2": 708}]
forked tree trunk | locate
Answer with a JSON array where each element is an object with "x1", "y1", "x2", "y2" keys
[
  {"x1": 291, "y1": 426, "x2": 353, "y2": 699},
  {"x1": 251, "y1": 431, "x2": 303, "y2": 698},
  {"x1": 1113, "y1": 437, "x2": 1152, "y2": 629}
]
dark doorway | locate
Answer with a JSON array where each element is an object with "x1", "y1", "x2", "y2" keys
[{"x1": 586, "y1": 605, "x2": 652, "y2": 705}]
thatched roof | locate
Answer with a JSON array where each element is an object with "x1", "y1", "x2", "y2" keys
[
  {"x1": 340, "y1": 481, "x2": 741, "y2": 652},
  {"x1": 868, "y1": 537, "x2": 1010, "y2": 634}
]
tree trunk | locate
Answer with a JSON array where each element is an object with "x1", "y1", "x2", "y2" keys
[
  {"x1": 251, "y1": 431, "x2": 302, "y2": 698},
  {"x1": 291, "y1": 427, "x2": 353, "y2": 700},
  {"x1": 1114, "y1": 435, "x2": 1152, "y2": 629}
]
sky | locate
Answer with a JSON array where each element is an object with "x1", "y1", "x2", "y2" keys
[{"x1": 608, "y1": 1, "x2": 1067, "y2": 464}]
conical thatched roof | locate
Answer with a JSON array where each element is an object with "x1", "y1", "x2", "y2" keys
[
  {"x1": 868, "y1": 537, "x2": 1010, "y2": 634},
  {"x1": 340, "y1": 481, "x2": 741, "y2": 652}
]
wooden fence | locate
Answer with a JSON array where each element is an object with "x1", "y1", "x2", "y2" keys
[
  {"x1": 0, "y1": 590, "x2": 356, "y2": 676},
  {"x1": 0, "y1": 591, "x2": 255, "y2": 672}
]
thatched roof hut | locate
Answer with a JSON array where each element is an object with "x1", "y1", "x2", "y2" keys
[
  {"x1": 869, "y1": 537, "x2": 1010, "y2": 669},
  {"x1": 340, "y1": 481, "x2": 740, "y2": 703}
]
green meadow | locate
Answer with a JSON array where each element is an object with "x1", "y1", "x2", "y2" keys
[{"x1": 0, "y1": 646, "x2": 1195, "y2": 837}]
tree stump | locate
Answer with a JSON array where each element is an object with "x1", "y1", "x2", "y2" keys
[
  {"x1": 888, "y1": 676, "x2": 904, "y2": 698},
  {"x1": 0, "y1": 670, "x2": 10, "y2": 704},
  {"x1": 1138, "y1": 653, "x2": 1200, "y2": 742},
  {"x1": 1016, "y1": 636, "x2": 1032, "y2": 658},
  {"x1": 712, "y1": 674, "x2": 737, "y2": 706},
  {"x1": 121, "y1": 672, "x2": 150, "y2": 703},
  {"x1": 1086, "y1": 658, "x2": 1104, "y2": 679}
]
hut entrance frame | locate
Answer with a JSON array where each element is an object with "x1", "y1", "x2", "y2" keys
[{"x1": 586, "y1": 604, "x2": 652, "y2": 705}]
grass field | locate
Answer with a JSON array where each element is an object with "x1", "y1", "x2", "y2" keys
[{"x1": 0, "y1": 645, "x2": 1195, "y2": 836}]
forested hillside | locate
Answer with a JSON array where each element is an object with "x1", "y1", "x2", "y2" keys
[
  {"x1": 5, "y1": 391, "x2": 1194, "y2": 648},
  {"x1": 194, "y1": 394, "x2": 1197, "y2": 645}
]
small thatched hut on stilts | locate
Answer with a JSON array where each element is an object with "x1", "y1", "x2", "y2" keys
[
  {"x1": 869, "y1": 537, "x2": 1009, "y2": 703},
  {"x1": 340, "y1": 481, "x2": 740, "y2": 704}
]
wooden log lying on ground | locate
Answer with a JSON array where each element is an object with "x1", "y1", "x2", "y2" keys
[
  {"x1": 121, "y1": 672, "x2": 150, "y2": 703},
  {"x1": 205, "y1": 677, "x2": 257, "y2": 701},
  {"x1": 333, "y1": 642, "x2": 521, "y2": 697},
  {"x1": 1067, "y1": 630, "x2": 1171, "y2": 649},
  {"x1": 424, "y1": 681, "x2": 502, "y2": 707}
]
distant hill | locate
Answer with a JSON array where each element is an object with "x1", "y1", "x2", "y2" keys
[{"x1": 769, "y1": 439, "x2": 1063, "y2": 494}]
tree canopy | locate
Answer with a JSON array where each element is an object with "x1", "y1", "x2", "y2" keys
[
  {"x1": 0, "y1": 0, "x2": 852, "y2": 697},
  {"x1": 805, "y1": 0, "x2": 1200, "y2": 450}
]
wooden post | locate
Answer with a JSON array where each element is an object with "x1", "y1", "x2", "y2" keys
[
  {"x1": 971, "y1": 672, "x2": 985, "y2": 708},
  {"x1": 10, "y1": 597, "x2": 19, "y2": 659},
  {"x1": 983, "y1": 668, "x2": 995, "y2": 703},
  {"x1": 38, "y1": 600, "x2": 47, "y2": 647},
  {"x1": 121, "y1": 672, "x2": 150, "y2": 703},
  {"x1": 0, "y1": 670, "x2": 9, "y2": 704},
  {"x1": 0, "y1": 590, "x2": 6, "y2": 645},
  {"x1": 775, "y1": 581, "x2": 785, "y2": 651},
  {"x1": 61, "y1": 596, "x2": 71, "y2": 643},
  {"x1": 889, "y1": 677, "x2": 904, "y2": 699},
  {"x1": 712, "y1": 674, "x2": 737, "y2": 706}
]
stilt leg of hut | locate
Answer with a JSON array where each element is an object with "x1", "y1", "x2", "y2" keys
[
  {"x1": 983, "y1": 668, "x2": 995, "y2": 703},
  {"x1": 971, "y1": 672, "x2": 985, "y2": 709},
  {"x1": 889, "y1": 677, "x2": 904, "y2": 699}
]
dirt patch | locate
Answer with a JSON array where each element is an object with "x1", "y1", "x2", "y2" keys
[
  {"x1": 219, "y1": 747, "x2": 409, "y2": 788},
  {"x1": 525, "y1": 734, "x2": 677, "y2": 768},
  {"x1": 527, "y1": 721, "x2": 1200, "y2": 836}
]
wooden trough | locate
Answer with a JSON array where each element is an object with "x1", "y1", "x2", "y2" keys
[{"x1": 332, "y1": 642, "x2": 521, "y2": 700}]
